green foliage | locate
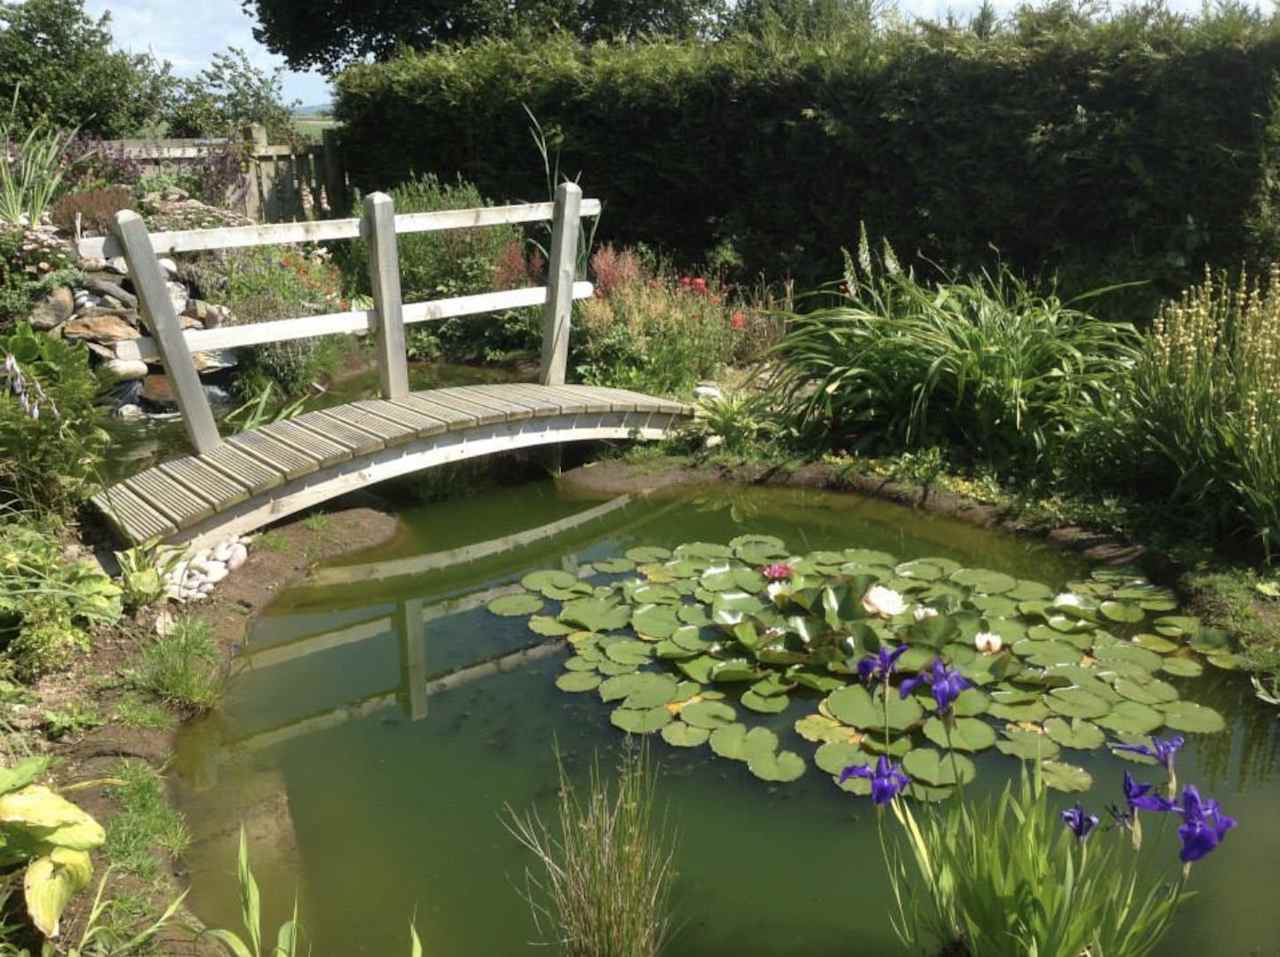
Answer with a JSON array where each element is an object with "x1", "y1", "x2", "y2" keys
[
  {"x1": 336, "y1": 11, "x2": 1280, "y2": 302},
  {"x1": 686, "y1": 390, "x2": 781, "y2": 455},
  {"x1": 167, "y1": 47, "x2": 299, "y2": 141},
  {"x1": 0, "y1": 513, "x2": 121, "y2": 679},
  {"x1": 885, "y1": 769, "x2": 1188, "y2": 956},
  {"x1": 1075, "y1": 265, "x2": 1280, "y2": 559},
  {"x1": 0, "y1": 109, "x2": 75, "y2": 227},
  {"x1": 504, "y1": 745, "x2": 677, "y2": 957},
  {"x1": 0, "y1": 0, "x2": 171, "y2": 138},
  {"x1": 102, "y1": 760, "x2": 189, "y2": 880},
  {"x1": 0, "y1": 227, "x2": 79, "y2": 323},
  {"x1": 113, "y1": 542, "x2": 177, "y2": 613},
  {"x1": 247, "y1": 0, "x2": 722, "y2": 73},
  {"x1": 0, "y1": 322, "x2": 108, "y2": 514},
  {"x1": 0, "y1": 756, "x2": 106, "y2": 939},
  {"x1": 771, "y1": 233, "x2": 1139, "y2": 472},
  {"x1": 338, "y1": 173, "x2": 540, "y2": 362},
  {"x1": 131, "y1": 615, "x2": 223, "y2": 713},
  {"x1": 574, "y1": 260, "x2": 738, "y2": 397},
  {"x1": 50, "y1": 187, "x2": 131, "y2": 237}
]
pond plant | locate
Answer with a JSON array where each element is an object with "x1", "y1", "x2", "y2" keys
[{"x1": 489, "y1": 535, "x2": 1238, "y2": 799}]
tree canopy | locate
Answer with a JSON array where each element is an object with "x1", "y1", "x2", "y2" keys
[{"x1": 242, "y1": 0, "x2": 726, "y2": 74}]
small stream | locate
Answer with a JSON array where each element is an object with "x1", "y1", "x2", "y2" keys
[{"x1": 168, "y1": 478, "x2": 1280, "y2": 956}]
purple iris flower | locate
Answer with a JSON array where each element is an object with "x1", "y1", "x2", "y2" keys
[
  {"x1": 1061, "y1": 804, "x2": 1099, "y2": 841},
  {"x1": 857, "y1": 645, "x2": 908, "y2": 685},
  {"x1": 1172, "y1": 785, "x2": 1237, "y2": 863},
  {"x1": 899, "y1": 658, "x2": 971, "y2": 715},
  {"x1": 1110, "y1": 735, "x2": 1185, "y2": 773},
  {"x1": 1123, "y1": 772, "x2": 1175, "y2": 814},
  {"x1": 839, "y1": 755, "x2": 911, "y2": 805}
]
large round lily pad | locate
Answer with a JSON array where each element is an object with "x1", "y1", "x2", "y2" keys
[
  {"x1": 661, "y1": 721, "x2": 710, "y2": 747},
  {"x1": 903, "y1": 748, "x2": 976, "y2": 786},
  {"x1": 556, "y1": 672, "x2": 602, "y2": 693},
  {"x1": 996, "y1": 731, "x2": 1061, "y2": 761},
  {"x1": 922, "y1": 716, "x2": 996, "y2": 752},
  {"x1": 949, "y1": 568, "x2": 1018, "y2": 594},
  {"x1": 1095, "y1": 701, "x2": 1165, "y2": 735},
  {"x1": 488, "y1": 593, "x2": 545, "y2": 616},
  {"x1": 610, "y1": 706, "x2": 672, "y2": 734},
  {"x1": 681, "y1": 700, "x2": 738, "y2": 730},
  {"x1": 748, "y1": 750, "x2": 806, "y2": 782},
  {"x1": 1158, "y1": 700, "x2": 1226, "y2": 733},
  {"x1": 1041, "y1": 760, "x2": 1093, "y2": 793},
  {"x1": 1044, "y1": 717, "x2": 1105, "y2": 750},
  {"x1": 815, "y1": 741, "x2": 868, "y2": 776}
]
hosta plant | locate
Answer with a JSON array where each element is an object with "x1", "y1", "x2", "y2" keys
[{"x1": 0, "y1": 757, "x2": 106, "y2": 939}]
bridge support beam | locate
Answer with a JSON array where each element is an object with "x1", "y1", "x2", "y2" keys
[{"x1": 539, "y1": 182, "x2": 582, "y2": 387}]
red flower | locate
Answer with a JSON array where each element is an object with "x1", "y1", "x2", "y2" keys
[
  {"x1": 762, "y1": 562, "x2": 794, "y2": 581},
  {"x1": 731, "y1": 311, "x2": 747, "y2": 330}
]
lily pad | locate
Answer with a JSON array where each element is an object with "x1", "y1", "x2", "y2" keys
[
  {"x1": 922, "y1": 716, "x2": 996, "y2": 752},
  {"x1": 827, "y1": 685, "x2": 923, "y2": 731},
  {"x1": 625, "y1": 546, "x2": 672, "y2": 563},
  {"x1": 996, "y1": 730, "x2": 1060, "y2": 761},
  {"x1": 1100, "y1": 601, "x2": 1145, "y2": 623},
  {"x1": 560, "y1": 597, "x2": 631, "y2": 633},
  {"x1": 520, "y1": 570, "x2": 580, "y2": 595},
  {"x1": 1113, "y1": 676, "x2": 1178, "y2": 705},
  {"x1": 843, "y1": 548, "x2": 897, "y2": 566},
  {"x1": 1095, "y1": 701, "x2": 1165, "y2": 735},
  {"x1": 949, "y1": 568, "x2": 1018, "y2": 594},
  {"x1": 1160, "y1": 657, "x2": 1203, "y2": 678},
  {"x1": 748, "y1": 750, "x2": 806, "y2": 783},
  {"x1": 610, "y1": 706, "x2": 672, "y2": 734},
  {"x1": 661, "y1": 721, "x2": 710, "y2": 747},
  {"x1": 1007, "y1": 580, "x2": 1055, "y2": 601},
  {"x1": 1046, "y1": 687, "x2": 1111, "y2": 720},
  {"x1": 529, "y1": 615, "x2": 576, "y2": 637},
  {"x1": 606, "y1": 640, "x2": 654, "y2": 666},
  {"x1": 903, "y1": 748, "x2": 976, "y2": 786},
  {"x1": 1044, "y1": 717, "x2": 1105, "y2": 750},
  {"x1": 631, "y1": 604, "x2": 682, "y2": 639},
  {"x1": 896, "y1": 559, "x2": 945, "y2": 580},
  {"x1": 556, "y1": 672, "x2": 602, "y2": 693},
  {"x1": 1158, "y1": 700, "x2": 1226, "y2": 733},
  {"x1": 594, "y1": 558, "x2": 636, "y2": 574},
  {"x1": 814, "y1": 741, "x2": 869, "y2": 775},
  {"x1": 988, "y1": 700, "x2": 1051, "y2": 723},
  {"x1": 1095, "y1": 643, "x2": 1164, "y2": 672},
  {"x1": 794, "y1": 714, "x2": 860, "y2": 744},
  {"x1": 681, "y1": 700, "x2": 738, "y2": 730},
  {"x1": 622, "y1": 674, "x2": 681, "y2": 709},
  {"x1": 709, "y1": 724, "x2": 778, "y2": 762},
  {"x1": 488, "y1": 593, "x2": 544, "y2": 616},
  {"x1": 741, "y1": 690, "x2": 790, "y2": 714},
  {"x1": 1153, "y1": 615, "x2": 1201, "y2": 639},
  {"x1": 1133, "y1": 633, "x2": 1179, "y2": 654},
  {"x1": 1040, "y1": 760, "x2": 1093, "y2": 793}
]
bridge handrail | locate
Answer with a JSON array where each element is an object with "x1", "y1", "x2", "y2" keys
[{"x1": 99, "y1": 184, "x2": 597, "y2": 457}]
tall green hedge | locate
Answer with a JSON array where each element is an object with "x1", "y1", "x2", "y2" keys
[{"x1": 335, "y1": 12, "x2": 1280, "y2": 311}]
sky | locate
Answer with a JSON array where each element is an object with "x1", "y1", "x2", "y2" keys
[{"x1": 87, "y1": 0, "x2": 1217, "y2": 111}]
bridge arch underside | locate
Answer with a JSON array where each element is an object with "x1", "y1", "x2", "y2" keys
[{"x1": 93, "y1": 386, "x2": 691, "y2": 551}]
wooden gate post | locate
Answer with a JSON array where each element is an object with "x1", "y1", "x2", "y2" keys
[
  {"x1": 111, "y1": 211, "x2": 221, "y2": 454},
  {"x1": 538, "y1": 181, "x2": 582, "y2": 386},
  {"x1": 362, "y1": 192, "x2": 409, "y2": 400}
]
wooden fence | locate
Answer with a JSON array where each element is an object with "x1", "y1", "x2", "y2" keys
[{"x1": 103, "y1": 124, "x2": 349, "y2": 224}]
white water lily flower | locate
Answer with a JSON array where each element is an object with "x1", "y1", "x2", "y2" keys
[
  {"x1": 1054, "y1": 592, "x2": 1083, "y2": 607},
  {"x1": 913, "y1": 605, "x2": 939, "y2": 622},
  {"x1": 975, "y1": 631, "x2": 1003, "y2": 654},
  {"x1": 862, "y1": 585, "x2": 907, "y2": 618}
]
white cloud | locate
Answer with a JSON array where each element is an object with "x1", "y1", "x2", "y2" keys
[{"x1": 84, "y1": 0, "x2": 330, "y2": 105}]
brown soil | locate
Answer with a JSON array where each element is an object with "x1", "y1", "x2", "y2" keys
[{"x1": 18, "y1": 500, "x2": 399, "y2": 954}]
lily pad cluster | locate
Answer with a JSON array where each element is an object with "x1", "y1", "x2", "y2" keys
[{"x1": 489, "y1": 536, "x2": 1235, "y2": 799}]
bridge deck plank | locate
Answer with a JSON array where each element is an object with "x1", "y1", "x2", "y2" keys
[{"x1": 94, "y1": 384, "x2": 692, "y2": 545}]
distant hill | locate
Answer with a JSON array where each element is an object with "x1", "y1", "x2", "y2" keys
[{"x1": 293, "y1": 103, "x2": 333, "y2": 117}]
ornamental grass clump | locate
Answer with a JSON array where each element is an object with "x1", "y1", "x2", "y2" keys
[
  {"x1": 1123, "y1": 264, "x2": 1280, "y2": 558},
  {"x1": 771, "y1": 227, "x2": 1139, "y2": 470},
  {"x1": 505, "y1": 745, "x2": 677, "y2": 957}
]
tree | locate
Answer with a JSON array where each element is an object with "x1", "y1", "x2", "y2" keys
[
  {"x1": 167, "y1": 48, "x2": 300, "y2": 141},
  {"x1": 242, "y1": 0, "x2": 726, "y2": 75},
  {"x1": 0, "y1": 0, "x2": 172, "y2": 136}
]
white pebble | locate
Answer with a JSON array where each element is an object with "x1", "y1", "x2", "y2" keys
[{"x1": 226, "y1": 543, "x2": 248, "y2": 570}]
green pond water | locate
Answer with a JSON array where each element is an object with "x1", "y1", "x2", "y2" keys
[{"x1": 170, "y1": 479, "x2": 1280, "y2": 956}]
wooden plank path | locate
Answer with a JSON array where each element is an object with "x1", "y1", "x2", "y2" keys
[
  {"x1": 93, "y1": 384, "x2": 691, "y2": 548},
  {"x1": 89, "y1": 185, "x2": 694, "y2": 549}
]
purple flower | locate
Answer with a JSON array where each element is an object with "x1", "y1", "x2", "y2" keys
[
  {"x1": 1172, "y1": 785, "x2": 1236, "y2": 863},
  {"x1": 1123, "y1": 772, "x2": 1175, "y2": 814},
  {"x1": 857, "y1": 644, "x2": 908, "y2": 686},
  {"x1": 900, "y1": 658, "x2": 971, "y2": 715},
  {"x1": 1110, "y1": 735, "x2": 1185, "y2": 774},
  {"x1": 762, "y1": 562, "x2": 793, "y2": 581},
  {"x1": 839, "y1": 755, "x2": 911, "y2": 805},
  {"x1": 1061, "y1": 803, "x2": 1099, "y2": 841}
]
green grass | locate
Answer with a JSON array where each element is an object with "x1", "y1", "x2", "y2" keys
[
  {"x1": 132, "y1": 615, "x2": 223, "y2": 713},
  {"x1": 253, "y1": 531, "x2": 289, "y2": 552},
  {"x1": 1183, "y1": 569, "x2": 1280, "y2": 672},
  {"x1": 301, "y1": 512, "x2": 330, "y2": 532},
  {"x1": 113, "y1": 693, "x2": 178, "y2": 732},
  {"x1": 103, "y1": 760, "x2": 191, "y2": 880}
]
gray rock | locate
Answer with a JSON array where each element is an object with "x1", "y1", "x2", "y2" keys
[
  {"x1": 114, "y1": 403, "x2": 145, "y2": 420},
  {"x1": 84, "y1": 276, "x2": 136, "y2": 308},
  {"x1": 693, "y1": 382, "x2": 723, "y2": 401},
  {"x1": 107, "y1": 256, "x2": 129, "y2": 275},
  {"x1": 157, "y1": 257, "x2": 179, "y2": 278},
  {"x1": 227, "y1": 543, "x2": 248, "y2": 571},
  {"x1": 97, "y1": 358, "x2": 148, "y2": 384},
  {"x1": 79, "y1": 256, "x2": 107, "y2": 272},
  {"x1": 166, "y1": 281, "x2": 188, "y2": 316},
  {"x1": 30, "y1": 287, "x2": 74, "y2": 330}
]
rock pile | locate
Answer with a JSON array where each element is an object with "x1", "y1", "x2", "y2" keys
[{"x1": 164, "y1": 536, "x2": 250, "y2": 602}]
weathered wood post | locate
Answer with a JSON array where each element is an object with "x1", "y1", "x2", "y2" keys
[
  {"x1": 362, "y1": 192, "x2": 409, "y2": 400},
  {"x1": 241, "y1": 124, "x2": 269, "y2": 222},
  {"x1": 538, "y1": 181, "x2": 583, "y2": 386},
  {"x1": 321, "y1": 128, "x2": 349, "y2": 215},
  {"x1": 111, "y1": 211, "x2": 221, "y2": 454},
  {"x1": 395, "y1": 597, "x2": 428, "y2": 721}
]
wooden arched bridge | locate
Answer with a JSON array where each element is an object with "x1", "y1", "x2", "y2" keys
[{"x1": 84, "y1": 184, "x2": 692, "y2": 550}]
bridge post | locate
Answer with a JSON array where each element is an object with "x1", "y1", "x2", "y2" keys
[
  {"x1": 111, "y1": 211, "x2": 222, "y2": 455},
  {"x1": 538, "y1": 181, "x2": 583, "y2": 386},
  {"x1": 362, "y1": 192, "x2": 409, "y2": 400},
  {"x1": 395, "y1": 597, "x2": 428, "y2": 721}
]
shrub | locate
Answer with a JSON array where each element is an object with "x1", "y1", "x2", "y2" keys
[
  {"x1": 771, "y1": 231, "x2": 1140, "y2": 471},
  {"x1": 505, "y1": 745, "x2": 677, "y2": 957},
  {"x1": 0, "y1": 225, "x2": 80, "y2": 323},
  {"x1": 60, "y1": 133, "x2": 146, "y2": 193},
  {"x1": 50, "y1": 186, "x2": 132, "y2": 236},
  {"x1": 132, "y1": 614, "x2": 224, "y2": 712},
  {"x1": 0, "y1": 322, "x2": 108, "y2": 514},
  {"x1": 1086, "y1": 264, "x2": 1280, "y2": 558},
  {"x1": 337, "y1": 173, "x2": 540, "y2": 362},
  {"x1": 0, "y1": 512, "x2": 122, "y2": 679},
  {"x1": 336, "y1": 12, "x2": 1280, "y2": 303},
  {"x1": 574, "y1": 257, "x2": 739, "y2": 396}
]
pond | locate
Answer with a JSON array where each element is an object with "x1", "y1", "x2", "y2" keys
[{"x1": 170, "y1": 479, "x2": 1280, "y2": 956}]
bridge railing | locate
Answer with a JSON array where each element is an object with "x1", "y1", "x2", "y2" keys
[{"x1": 77, "y1": 184, "x2": 599, "y2": 456}]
